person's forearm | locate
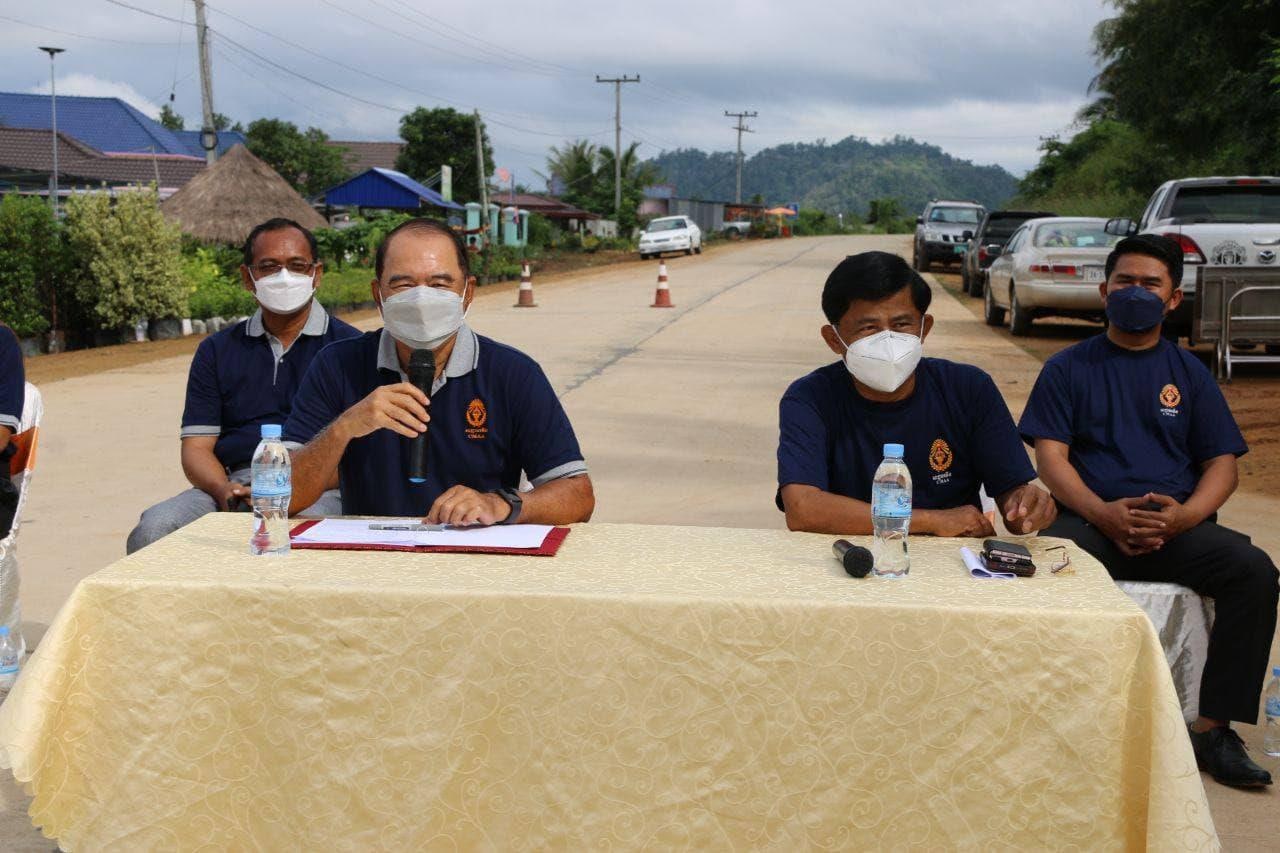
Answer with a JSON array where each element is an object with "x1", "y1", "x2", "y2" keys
[
  {"x1": 782, "y1": 485, "x2": 874, "y2": 534},
  {"x1": 181, "y1": 441, "x2": 230, "y2": 496},
  {"x1": 520, "y1": 475, "x2": 594, "y2": 525},
  {"x1": 1181, "y1": 455, "x2": 1237, "y2": 526},
  {"x1": 289, "y1": 421, "x2": 352, "y2": 515},
  {"x1": 1037, "y1": 455, "x2": 1106, "y2": 523}
]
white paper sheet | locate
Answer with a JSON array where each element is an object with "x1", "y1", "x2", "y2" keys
[{"x1": 293, "y1": 518, "x2": 554, "y2": 550}]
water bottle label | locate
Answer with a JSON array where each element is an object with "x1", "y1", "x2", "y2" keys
[
  {"x1": 252, "y1": 470, "x2": 291, "y2": 498},
  {"x1": 872, "y1": 488, "x2": 912, "y2": 518},
  {"x1": 1266, "y1": 696, "x2": 1280, "y2": 717},
  {"x1": 0, "y1": 664, "x2": 17, "y2": 675}
]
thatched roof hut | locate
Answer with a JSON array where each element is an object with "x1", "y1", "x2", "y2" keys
[{"x1": 161, "y1": 144, "x2": 327, "y2": 244}]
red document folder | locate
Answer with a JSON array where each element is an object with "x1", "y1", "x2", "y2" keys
[{"x1": 288, "y1": 520, "x2": 570, "y2": 556}]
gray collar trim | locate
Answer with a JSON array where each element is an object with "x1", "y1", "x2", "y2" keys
[
  {"x1": 377, "y1": 324, "x2": 479, "y2": 390},
  {"x1": 245, "y1": 299, "x2": 329, "y2": 338}
]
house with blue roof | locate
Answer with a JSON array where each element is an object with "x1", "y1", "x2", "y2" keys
[
  {"x1": 319, "y1": 167, "x2": 465, "y2": 211},
  {"x1": 0, "y1": 92, "x2": 242, "y2": 157}
]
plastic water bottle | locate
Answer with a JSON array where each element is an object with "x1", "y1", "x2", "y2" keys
[
  {"x1": 0, "y1": 625, "x2": 20, "y2": 699},
  {"x1": 1264, "y1": 666, "x2": 1280, "y2": 757},
  {"x1": 871, "y1": 443, "x2": 912, "y2": 578},
  {"x1": 249, "y1": 424, "x2": 291, "y2": 557}
]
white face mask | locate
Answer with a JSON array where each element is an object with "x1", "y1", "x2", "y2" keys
[
  {"x1": 380, "y1": 285, "x2": 469, "y2": 350},
  {"x1": 251, "y1": 268, "x2": 315, "y2": 315},
  {"x1": 835, "y1": 321, "x2": 925, "y2": 393}
]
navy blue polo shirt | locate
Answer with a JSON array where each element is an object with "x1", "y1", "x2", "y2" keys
[
  {"x1": 1018, "y1": 335, "x2": 1245, "y2": 503},
  {"x1": 777, "y1": 358, "x2": 1035, "y2": 511},
  {"x1": 181, "y1": 302, "x2": 359, "y2": 471},
  {"x1": 284, "y1": 325, "x2": 588, "y2": 516},
  {"x1": 0, "y1": 325, "x2": 24, "y2": 466}
]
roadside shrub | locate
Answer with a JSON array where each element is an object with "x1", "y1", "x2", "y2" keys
[
  {"x1": 64, "y1": 189, "x2": 187, "y2": 329},
  {"x1": 0, "y1": 195, "x2": 61, "y2": 337},
  {"x1": 526, "y1": 213, "x2": 553, "y2": 249},
  {"x1": 316, "y1": 266, "x2": 375, "y2": 309},
  {"x1": 185, "y1": 248, "x2": 256, "y2": 319}
]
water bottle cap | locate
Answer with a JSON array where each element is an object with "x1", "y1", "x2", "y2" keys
[
  {"x1": 1274, "y1": 666, "x2": 1280, "y2": 677},
  {"x1": 0, "y1": 626, "x2": 8, "y2": 637},
  {"x1": 883, "y1": 443, "x2": 904, "y2": 458},
  {"x1": 260, "y1": 424, "x2": 283, "y2": 439}
]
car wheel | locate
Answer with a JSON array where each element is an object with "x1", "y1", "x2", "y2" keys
[
  {"x1": 961, "y1": 265, "x2": 971, "y2": 294},
  {"x1": 913, "y1": 243, "x2": 928, "y2": 272},
  {"x1": 1009, "y1": 285, "x2": 1033, "y2": 336},
  {"x1": 640, "y1": 252, "x2": 650, "y2": 260},
  {"x1": 694, "y1": 241, "x2": 702, "y2": 254},
  {"x1": 972, "y1": 270, "x2": 986, "y2": 298},
  {"x1": 984, "y1": 279, "x2": 1006, "y2": 326}
]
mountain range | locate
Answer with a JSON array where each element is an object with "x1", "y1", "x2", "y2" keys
[{"x1": 646, "y1": 135, "x2": 1019, "y2": 216}]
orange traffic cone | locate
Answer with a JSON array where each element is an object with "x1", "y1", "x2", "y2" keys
[
  {"x1": 514, "y1": 261, "x2": 537, "y2": 307},
  {"x1": 651, "y1": 260, "x2": 674, "y2": 308}
]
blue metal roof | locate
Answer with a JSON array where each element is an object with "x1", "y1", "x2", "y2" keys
[
  {"x1": 321, "y1": 167, "x2": 465, "y2": 210},
  {"x1": 173, "y1": 129, "x2": 247, "y2": 158},
  {"x1": 0, "y1": 92, "x2": 191, "y2": 155}
]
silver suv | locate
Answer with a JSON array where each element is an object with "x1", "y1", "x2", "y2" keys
[{"x1": 913, "y1": 200, "x2": 986, "y2": 273}]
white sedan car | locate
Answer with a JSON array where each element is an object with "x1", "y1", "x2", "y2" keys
[
  {"x1": 639, "y1": 216, "x2": 702, "y2": 259},
  {"x1": 983, "y1": 217, "x2": 1122, "y2": 336}
]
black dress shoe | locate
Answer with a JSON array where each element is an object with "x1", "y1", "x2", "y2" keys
[{"x1": 1188, "y1": 725, "x2": 1273, "y2": 788}]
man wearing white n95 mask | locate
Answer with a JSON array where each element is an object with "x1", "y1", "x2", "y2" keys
[
  {"x1": 285, "y1": 218, "x2": 594, "y2": 526},
  {"x1": 126, "y1": 218, "x2": 359, "y2": 553},
  {"x1": 776, "y1": 251, "x2": 1055, "y2": 537}
]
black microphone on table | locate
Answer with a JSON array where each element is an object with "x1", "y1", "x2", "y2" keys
[
  {"x1": 833, "y1": 539, "x2": 873, "y2": 578},
  {"x1": 407, "y1": 349, "x2": 435, "y2": 484}
]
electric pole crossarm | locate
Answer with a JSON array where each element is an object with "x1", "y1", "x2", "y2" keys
[{"x1": 596, "y1": 74, "x2": 640, "y2": 224}]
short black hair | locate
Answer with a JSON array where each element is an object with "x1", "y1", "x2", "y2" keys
[
  {"x1": 375, "y1": 218, "x2": 471, "y2": 280},
  {"x1": 821, "y1": 251, "x2": 932, "y2": 325},
  {"x1": 241, "y1": 218, "x2": 318, "y2": 267},
  {"x1": 1105, "y1": 233, "x2": 1183, "y2": 289}
]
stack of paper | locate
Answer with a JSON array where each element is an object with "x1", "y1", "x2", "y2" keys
[{"x1": 291, "y1": 518, "x2": 555, "y2": 550}]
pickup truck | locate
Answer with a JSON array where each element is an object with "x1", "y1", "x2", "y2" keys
[{"x1": 1107, "y1": 176, "x2": 1280, "y2": 341}]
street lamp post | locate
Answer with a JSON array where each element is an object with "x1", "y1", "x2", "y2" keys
[{"x1": 38, "y1": 46, "x2": 65, "y2": 213}]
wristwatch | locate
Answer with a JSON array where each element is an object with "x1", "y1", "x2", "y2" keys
[{"x1": 494, "y1": 487, "x2": 523, "y2": 525}]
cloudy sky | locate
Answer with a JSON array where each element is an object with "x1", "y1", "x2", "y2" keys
[{"x1": 1, "y1": 0, "x2": 1109, "y2": 186}]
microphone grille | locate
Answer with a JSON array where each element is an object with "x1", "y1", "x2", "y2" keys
[
  {"x1": 843, "y1": 546, "x2": 873, "y2": 578},
  {"x1": 408, "y1": 349, "x2": 436, "y2": 372}
]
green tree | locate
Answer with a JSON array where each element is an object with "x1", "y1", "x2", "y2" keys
[
  {"x1": 0, "y1": 195, "x2": 63, "y2": 337},
  {"x1": 244, "y1": 118, "x2": 351, "y2": 196},
  {"x1": 63, "y1": 189, "x2": 187, "y2": 329},
  {"x1": 396, "y1": 107, "x2": 493, "y2": 203},
  {"x1": 544, "y1": 140, "x2": 599, "y2": 208},
  {"x1": 158, "y1": 104, "x2": 184, "y2": 131}
]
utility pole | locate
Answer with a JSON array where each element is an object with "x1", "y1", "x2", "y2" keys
[
  {"x1": 38, "y1": 46, "x2": 64, "y2": 213},
  {"x1": 596, "y1": 74, "x2": 640, "y2": 223},
  {"x1": 474, "y1": 110, "x2": 490, "y2": 280},
  {"x1": 193, "y1": 0, "x2": 218, "y2": 163},
  {"x1": 724, "y1": 110, "x2": 757, "y2": 204}
]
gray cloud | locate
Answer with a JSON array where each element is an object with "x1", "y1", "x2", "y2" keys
[{"x1": 0, "y1": 0, "x2": 1108, "y2": 185}]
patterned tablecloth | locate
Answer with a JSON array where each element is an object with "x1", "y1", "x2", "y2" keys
[{"x1": 0, "y1": 515, "x2": 1216, "y2": 850}]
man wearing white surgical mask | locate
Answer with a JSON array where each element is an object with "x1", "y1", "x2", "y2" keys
[
  {"x1": 286, "y1": 218, "x2": 594, "y2": 526},
  {"x1": 777, "y1": 251, "x2": 1055, "y2": 537},
  {"x1": 127, "y1": 218, "x2": 359, "y2": 553}
]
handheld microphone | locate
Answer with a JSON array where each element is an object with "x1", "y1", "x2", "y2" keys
[
  {"x1": 833, "y1": 539, "x2": 873, "y2": 578},
  {"x1": 407, "y1": 349, "x2": 435, "y2": 484}
]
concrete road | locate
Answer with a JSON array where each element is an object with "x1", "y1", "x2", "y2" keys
[{"x1": 3, "y1": 234, "x2": 1276, "y2": 849}]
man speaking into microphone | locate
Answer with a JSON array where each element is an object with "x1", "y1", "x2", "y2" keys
[{"x1": 284, "y1": 219, "x2": 593, "y2": 526}]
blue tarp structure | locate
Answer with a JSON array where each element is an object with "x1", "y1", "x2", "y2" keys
[
  {"x1": 320, "y1": 167, "x2": 465, "y2": 210},
  {"x1": 0, "y1": 92, "x2": 243, "y2": 157}
]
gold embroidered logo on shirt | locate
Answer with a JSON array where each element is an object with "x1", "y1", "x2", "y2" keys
[
  {"x1": 465, "y1": 398, "x2": 488, "y2": 440},
  {"x1": 929, "y1": 438, "x2": 954, "y2": 473},
  {"x1": 1159, "y1": 384, "x2": 1181, "y2": 409}
]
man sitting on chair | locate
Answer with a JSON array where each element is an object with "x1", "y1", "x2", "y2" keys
[{"x1": 1020, "y1": 233, "x2": 1278, "y2": 789}]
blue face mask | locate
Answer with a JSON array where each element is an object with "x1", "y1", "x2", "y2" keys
[{"x1": 1106, "y1": 286, "x2": 1167, "y2": 333}]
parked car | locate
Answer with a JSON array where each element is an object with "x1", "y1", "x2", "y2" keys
[
  {"x1": 961, "y1": 209, "x2": 1056, "y2": 296},
  {"x1": 639, "y1": 216, "x2": 702, "y2": 259},
  {"x1": 723, "y1": 219, "x2": 752, "y2": 238},
  {"x1": 912, "y1": 200, "x2": 986, "y2": 272},
  {"x1": 1106, "y1": 176, "x2": 1280, "y2": 341},
  {"x1": 983, "y1": 217, "x2": 1122, "y2": 336}
]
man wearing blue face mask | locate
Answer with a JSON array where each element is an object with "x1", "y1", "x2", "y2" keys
[
  {"x1": 285, "y1": 218, "x2": 594, "y2": 526},
  {"x1": 1020, "y1": 233, "x2": 1277, "y2": 789},
  {"x1": 777, "y1": 251, "x2": 1056, "y2": 536},
  {"x1": 126, "y1": 218, "x2": 358, "y2": 553}
]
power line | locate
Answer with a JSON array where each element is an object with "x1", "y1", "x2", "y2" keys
[
  {"x1": 0, "y1": 12, "x2": 177, "y2": 44},
  {"x1": 595, "y1": 75, "x2": 640, "y2": 220}
]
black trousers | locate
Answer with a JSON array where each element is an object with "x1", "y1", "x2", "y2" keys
[
  {"x1": 0, "y1": 475, "x2": 15, "y2": 539},
  {"x1": 1044, "y1": 510, "x2": 1279, "y2": 724}
]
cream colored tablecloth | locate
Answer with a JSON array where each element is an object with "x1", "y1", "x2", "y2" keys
[{"x1": 0, "y1": 515, "x2": 1215, "y2": 851}]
